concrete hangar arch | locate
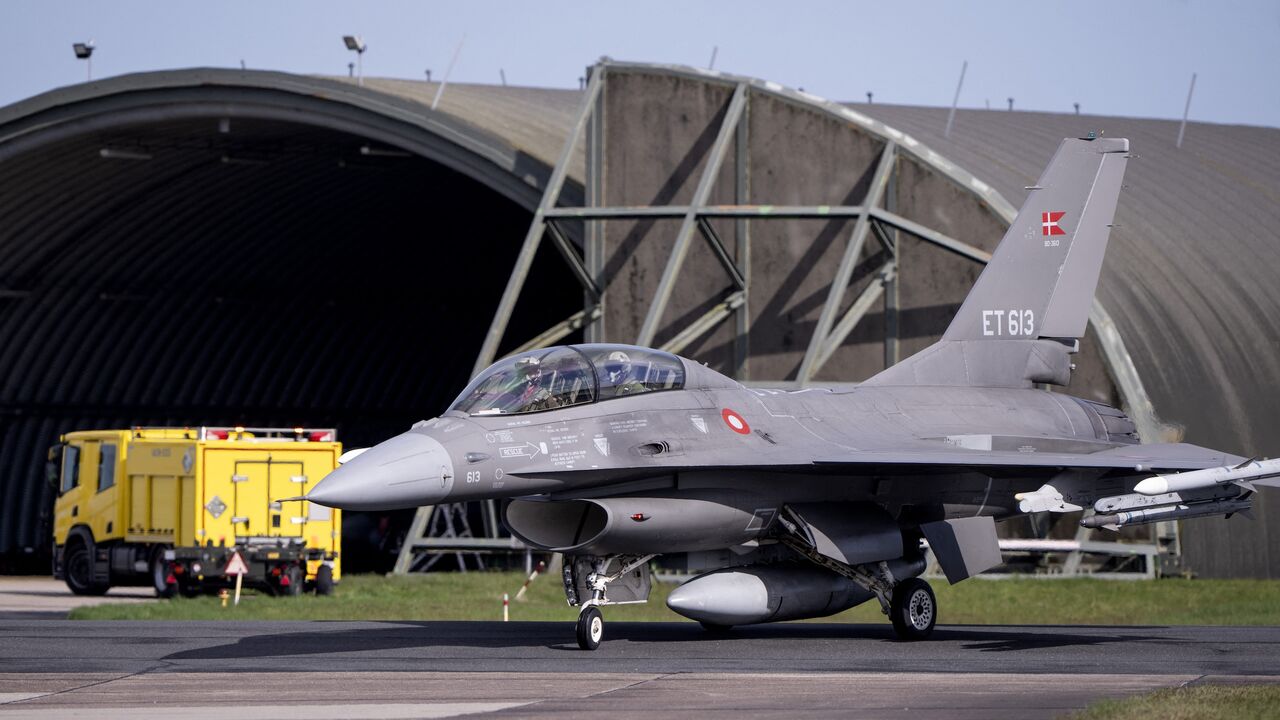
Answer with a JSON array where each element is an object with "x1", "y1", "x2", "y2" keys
[{"x1": 0, "y1": 69, "x2": 585, "y2": 569}]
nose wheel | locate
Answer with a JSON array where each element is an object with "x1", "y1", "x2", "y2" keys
[
  {"x1": 889, "y1": 577, "x2": 936, "y2": 640},
  {"x1": 576, "y1": 606, "x2": 604, "y2": 650}
]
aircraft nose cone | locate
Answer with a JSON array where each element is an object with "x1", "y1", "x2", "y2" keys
[{"x1": 307, "y1": 431, "x2": 454, "y2": 511}]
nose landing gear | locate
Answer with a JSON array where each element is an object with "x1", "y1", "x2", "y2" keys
[
  {"x1": 576, "y1": 606, "x2": 604, "y2": 650},
  {"x1": 563, "y1": 554, "x2": 655, "y2": 650}
]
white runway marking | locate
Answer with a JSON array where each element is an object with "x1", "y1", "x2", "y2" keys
[
  {"x1": 0, "y1": 695, "x2": 46, "y2": 705},
  {"x1": 0, "y1": 702, "x2": 530, "y2": 719}
]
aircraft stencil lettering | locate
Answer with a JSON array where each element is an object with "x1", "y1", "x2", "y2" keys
[
  {"x1": 981, "y1": 309, "x2": 1034, "y2": 336},
  {"x1": 305, "y1": 137, "x2": 1277, "y2": 651},
  {"x1": 499, "y1": 443, "x2": 543, "y2": 459}
]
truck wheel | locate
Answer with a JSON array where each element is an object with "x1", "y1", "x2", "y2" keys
[
  {"x1": 282, "y1": 565, "x2": 304, "y2": 597},
  {"x1": 150, "y1": 549, "x2": 176, "y2": 599},
  {"x1": 314, "y1": 565, "x2": 335, "y2": 596},
  {"x1": 65, "y1": 543, "x2": 108, "y2": 596}
]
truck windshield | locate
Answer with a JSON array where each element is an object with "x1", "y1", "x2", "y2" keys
[{"x1": 450, "y1": 344, "x2": 686, "y2": 415}]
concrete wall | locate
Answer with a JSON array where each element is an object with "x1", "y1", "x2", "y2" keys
[{"x1": 591, "y1": 67, "x2": 1119, "y2": 410}]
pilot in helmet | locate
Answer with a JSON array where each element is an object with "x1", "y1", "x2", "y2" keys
[
  {"x1": 603, "y1": 350, "x2": 645, "y2": 395},
  {"x1": 514, "y1": 356, "x2": 559, "y2": 411}
]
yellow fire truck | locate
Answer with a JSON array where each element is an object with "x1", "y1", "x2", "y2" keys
[{"x1": 51, "y1": 427, "x2": 341, "y2": 598}]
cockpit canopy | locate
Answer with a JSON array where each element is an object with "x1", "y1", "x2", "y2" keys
[{"x1": 449, "y1": 344, "x2": 686, "y2": 416}]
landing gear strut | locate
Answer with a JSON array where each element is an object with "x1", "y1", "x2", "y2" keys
[
  {"x1": 564, "y1": 554, "x2": 655, "y2": 651},
  {"x1": 776, "y1": 505, "x2": 937, "y2": 641}
]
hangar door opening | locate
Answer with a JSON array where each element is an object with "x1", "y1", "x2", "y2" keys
[{"x1": 0, "y1": 75, "x2": 580, "y2": 571}]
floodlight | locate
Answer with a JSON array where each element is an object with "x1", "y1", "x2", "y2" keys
[
  {"x1": 342, "y1": 35, "x2": 367, "y2": 86},
  {"x1": 73, "y1": 41, "x2": 95, "y2": 81}
]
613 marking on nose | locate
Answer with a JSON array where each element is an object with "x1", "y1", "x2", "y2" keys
[{"x1": 982, "y1": 309, "x2": 1035, "y2": 337}]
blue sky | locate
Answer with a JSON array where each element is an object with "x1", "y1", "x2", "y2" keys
[{"x1": 2, "y1": 1, "x2": 1277, "y2": 127}]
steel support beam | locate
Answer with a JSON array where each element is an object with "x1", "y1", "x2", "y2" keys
[
  {"x1": 733, "y1": 106, "x2": 751, "y2": 379},
  {"x1": 637, "y1": 82, "x2": 749, "y2": 346},
  {"x1": 816, "y1": 261, "x2": 897, "y2": 370},
  {"x1": 797, "y1": 142, "x2": 896, "y2": 383},
  {"x1": 696, "y1": 217, "x2": 746, "y2": 290},
  {"x1": 472, "y1": 66, "x2": 605, "y2": 377},
  {"x1": 659, "y1": 290, "x2": 746, "y2": 356},
  {"x1": 585, "y1": 71, "x2": 606, "y2": 342},
  {"x1": 392, "y1": 505, "x2": 434, "y2": 574},
  {"x1": 545, "y1": 220, "x2": 601, "y2": 300},
  {"x1": 882, "y1": 162, "x2": 901, "y2": 369},
  {"x1": 511, "y1": 306, "x2": 603, "y2": 356},
  {"x1": 543, "y1": 204, "x2": 866, "y2": 220},
  {"x1": 872, "y1": 208, "x2": 992, "y2": 263}
]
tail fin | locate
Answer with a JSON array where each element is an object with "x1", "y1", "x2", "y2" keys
[{"x1": 867, "y1": 136, "x2": 1129, "y2": 388}]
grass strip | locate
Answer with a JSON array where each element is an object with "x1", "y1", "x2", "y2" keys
[
  {"x1": 69, "y1": 573, "x2": 1280, "y2": 625},
  {"x1": 1070, "y1": 684, "x2": 1280, "y2": 720}
]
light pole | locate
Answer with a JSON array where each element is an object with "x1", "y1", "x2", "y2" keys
[
  {"x1": 342, "y1": 35, "x2": 366, "y2": 86},
  {"x1": 73, "y1": 41, "x2": 94, "y2": 82}
]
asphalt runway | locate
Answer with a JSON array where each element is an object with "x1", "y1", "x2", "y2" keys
[{"x1": 1, "y1": 620, "x2": 1278, "y2": 718}]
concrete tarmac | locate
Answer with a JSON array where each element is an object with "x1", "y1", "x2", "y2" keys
[
  {"x1": 0, "y1": 620, "x2": 1278, "y2": 718},
  {"x1": 0, "y1": 577, "x2": 153, "y2": 619}
]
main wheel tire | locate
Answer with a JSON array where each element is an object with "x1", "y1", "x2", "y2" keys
[
  {"x1": 890, "y1": 577, "x2": 937, "y2": 641},
  {"x1": 576, "y1": 606, "x2": 604, "y2": 651},
  {"x1": 64, "y1": 543, "x2": 108, "y2": 596},
  {"x1": 282, "y1": 565, "x2": 304, "y2": 597},
  {"x1": 150, "y1": 548, "x2": 176, "y2": 599},
  {"x1": 314, "y1": 565, "x2": 335, "y2": 596}
]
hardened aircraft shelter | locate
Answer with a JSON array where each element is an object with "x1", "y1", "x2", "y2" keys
[{"x1": 0, "y1": 61, "x2": 1275, "y2": 577}]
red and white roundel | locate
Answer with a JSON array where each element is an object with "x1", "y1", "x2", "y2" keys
[{"x1": 721, "y1": 408, "x2": 751, "y2": 435}]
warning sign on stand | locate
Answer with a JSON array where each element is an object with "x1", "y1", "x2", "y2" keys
[{"x1": 224, "y1": 551, "x2": 248, "y2": 576}]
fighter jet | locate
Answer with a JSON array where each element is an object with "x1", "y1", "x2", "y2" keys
[{"x1": 304, "y1": 136, "x2": 1279, "y2": 650}]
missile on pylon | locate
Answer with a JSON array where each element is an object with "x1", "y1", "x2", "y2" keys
[
  {"x1": 1133, "y1": 458, "x2": 1280, "y2": 496},
  {"x1": 1081, "y1": 498, "x2": 1253, "y2": 530}
]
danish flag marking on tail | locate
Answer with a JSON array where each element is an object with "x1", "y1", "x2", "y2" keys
[{"x1": 1041, "y1": 211, "x2": 1066, "y2": 236}]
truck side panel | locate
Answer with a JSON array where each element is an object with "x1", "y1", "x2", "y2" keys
[{"x1": 124, "y1": 442, "x2": 195, "y2": 546}]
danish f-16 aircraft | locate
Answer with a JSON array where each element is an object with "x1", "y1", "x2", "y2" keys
[{"x1": 302, "y1": 136, "x2": 1280, "y2": 650}]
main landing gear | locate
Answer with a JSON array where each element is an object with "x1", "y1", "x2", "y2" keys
[
  {"x1": 564, "y1": 554, "x2": 655, "y2": 650},
  {"x1": 776, "y1": 507, "x2": 937, "y2": 641},
  {"x1": 888, "y1": 577, "x2": 937, "y2": 640}
]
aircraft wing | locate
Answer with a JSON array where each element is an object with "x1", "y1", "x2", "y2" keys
[{"x1": 813, "y1": 442, "x2": 1241, "y2": 473}]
